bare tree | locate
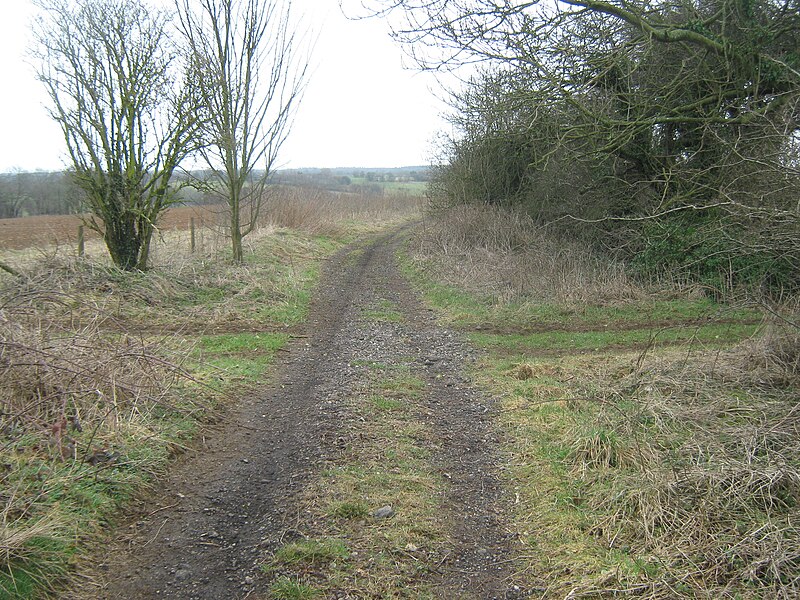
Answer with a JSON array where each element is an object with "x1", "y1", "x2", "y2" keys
[
  {"x1": 176, "y1": 0, "x2": 309, "y2": 262},
  {"x1": 32, "y1": 0, "x2": 200, "y2": 271}
]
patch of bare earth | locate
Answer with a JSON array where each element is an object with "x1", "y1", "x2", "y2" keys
[{"x1": 82, "y1": 225, "x2": 515, "y2": 599}]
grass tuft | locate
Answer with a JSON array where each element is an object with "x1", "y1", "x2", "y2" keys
[
  {"x1": 568, "y1": 427, "x2": 636, "y2": 472},
  {"x1": 328, "y1": 501, "x2": 370, "y2": 520},
  {"x1": 273, "y1": 538, "x2": 350, "y2": 566},
  {"x1": 269, "y1": 576, "x2": 319, "y2": 599},
  {"x1": 260, "y1": 187, "x2": 421, "y2": 236},
  {"x1": 513, "y1": 363, "x2": 536, "y2": 380}
]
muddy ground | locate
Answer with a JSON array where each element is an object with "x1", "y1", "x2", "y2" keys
[{"x1": 84, "y1": 225, "x2": 516, "y2": 599}]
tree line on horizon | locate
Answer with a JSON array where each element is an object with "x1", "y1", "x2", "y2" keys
[{"x1": 0, "y1": 166, "x2": 431, "y2": 220}]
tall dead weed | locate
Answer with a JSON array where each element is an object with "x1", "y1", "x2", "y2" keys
[
  {"x1": 261, "y1": 187, "x2": 422, "y2": 235},
  {"x1": 412, "y1": 204, "x2": 644, "y2": 304}
]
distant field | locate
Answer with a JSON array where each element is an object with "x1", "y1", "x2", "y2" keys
[
  {"x1": 384, "y1": 180, "x2": 428, "y2": 194},
  {"x1": 0, "y1": 205, "x2": 224, "y2": 250},
  {"x1": 349, "y1": 177, "x2": 428, "y2": 195}
]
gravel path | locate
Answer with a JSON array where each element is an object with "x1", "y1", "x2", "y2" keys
[{"x1": 86, "y1": 225, "x2": 514, "y2": 599}]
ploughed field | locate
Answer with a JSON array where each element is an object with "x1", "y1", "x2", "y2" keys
[{"x1": 0, "y1": 205, "x2": 221, "y2": 250}]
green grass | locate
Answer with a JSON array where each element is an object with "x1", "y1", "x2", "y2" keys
[
  {"x1": 382, "y1": 180, "x2": 428, "y2": 195},
  {"x1": 375, "y1": 369, "x2": 424, "y2": 399},
  {"x1": 328, "y1": 501, "x2": 370, "y2": 519},
  {"x1": 195, "y1": 333, "x2": 289, "y2": 388},
  {"x1": 398, "y1": 268, "x2": 490, "y2": 327},
  {"x1": 273, "y1": 538, "x2": 350, "y2": 565},
  {"x1": 0, "y1": 536, "x2": 71, "y2": 600},
  {"x1": 467, "y1": 353, "x2": 636, "y2": 591},
  {"x1": 269, "y1": 576, "x2": 319, "y2": 599},
  {"x1": 348, "y1": 177, "x2": 428, "y2": 195},
  {"x1": 369, "y1": 395, "x2": 408, "y2": 413},
  {"x1": 504, "y1": 297, "x2": 758, "y2": 328},
  {"x1": 199, "y1": 332, "x2": 289, "y2": 354},
  {"x1": 470, "y1": 322, "x2": 759, "y2": 354},
  {"x1": 350, "y1": 359, "x2": 387, "y2": 370},
  {"x1": 202, "y1": 354, "x2": 275, "y2": 384},
  {"x1": 254, "y1": 265, "x2": 319, "y2": 326},
  {"x1": 362, "y1": 298, "x2": 403, "y2": 323}
]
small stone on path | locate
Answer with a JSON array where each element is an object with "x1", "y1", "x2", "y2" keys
[{"x1": 373, "y1": 505, "x2": 394, "y2": 519}]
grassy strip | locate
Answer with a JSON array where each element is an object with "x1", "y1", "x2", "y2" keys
[
  {"x1": 348, "y1": 177, "x2": 428, "y2": 196},
  {"x1": 361, "y1": 299, "x2": 404, "y2": 323},
  {"x1": 470, "y1": 322, "x2": 759, "y2": 354},
  {"x1": 263, "y1": 361, "x2": 447, "y2": 598},
  {"x1": 195, "y1": 332, "x2": 290, "y2": 386},
  {"x1": 0, "y1": 228, "x2": 345, "y2": 599},
  {"x1": 397, "y1": 245, "x2": 761, "y2": 332},
  {"x1": 402, "y1": 242, "x2": 800, "y2": 597}
]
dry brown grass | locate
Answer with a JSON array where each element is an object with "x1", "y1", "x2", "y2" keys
[
  {"x1": 412, "y1": 204, "x2": 647, "y2": 305},
  {"x1": 744, "y1": 299, "x2": 800, "y2": 384},
  {"x1": 0, "y1": 284, "x2": 202, "y2": 595},
  {"x1": 0, "y1": 205, "x2": 224, "y2": 251},
  {"x1": 0, "y1": 187, "x2": 421, "y2": 276},
  {"x1": 260, "y1": 186, "x2": 422, "y2": 235},
  {"x1": 531, "y1": 338, "x2": 800, "y2": 598},
  {"x1": 0, "y1": 290, "x2": 193, "y2": 434}
]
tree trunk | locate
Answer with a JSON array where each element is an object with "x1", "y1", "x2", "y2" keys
[
  {"x1": 104, "y1": 215, "x2": 142, "y2": 271},
  {"x1": 230, "y1": 200, "x2": 243, "y2": 263},
  {"x1": 135, "y1": 212, "x2": 157, "y2": 271}
]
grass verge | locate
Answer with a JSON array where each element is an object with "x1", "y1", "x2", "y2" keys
[{"x1": 401, "y1": 212, "x2": 799, "y2": 598}]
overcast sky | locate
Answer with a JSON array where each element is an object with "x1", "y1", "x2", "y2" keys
[{"x1": 0, "y1": 0, "x2": 449, "y2": 173}]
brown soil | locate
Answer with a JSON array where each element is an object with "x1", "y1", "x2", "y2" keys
[
  {"x1": 0, "y1": 206, "x2": 224, "y2": 250},
  {"x1": 81, "y1": 226, "x2": 516, "y2": 599}
]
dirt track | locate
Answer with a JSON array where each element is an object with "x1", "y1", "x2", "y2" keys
[{"x1": 87, "y1": 226, "x2": 514, "y2": 599}]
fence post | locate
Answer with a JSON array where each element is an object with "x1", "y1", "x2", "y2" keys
[
  {"x1": 77, "y1": 225, "x2": 85, "y2": 257},
  {"x1": 190, "y1": 217, "x2": 196, "y2": 253}
]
